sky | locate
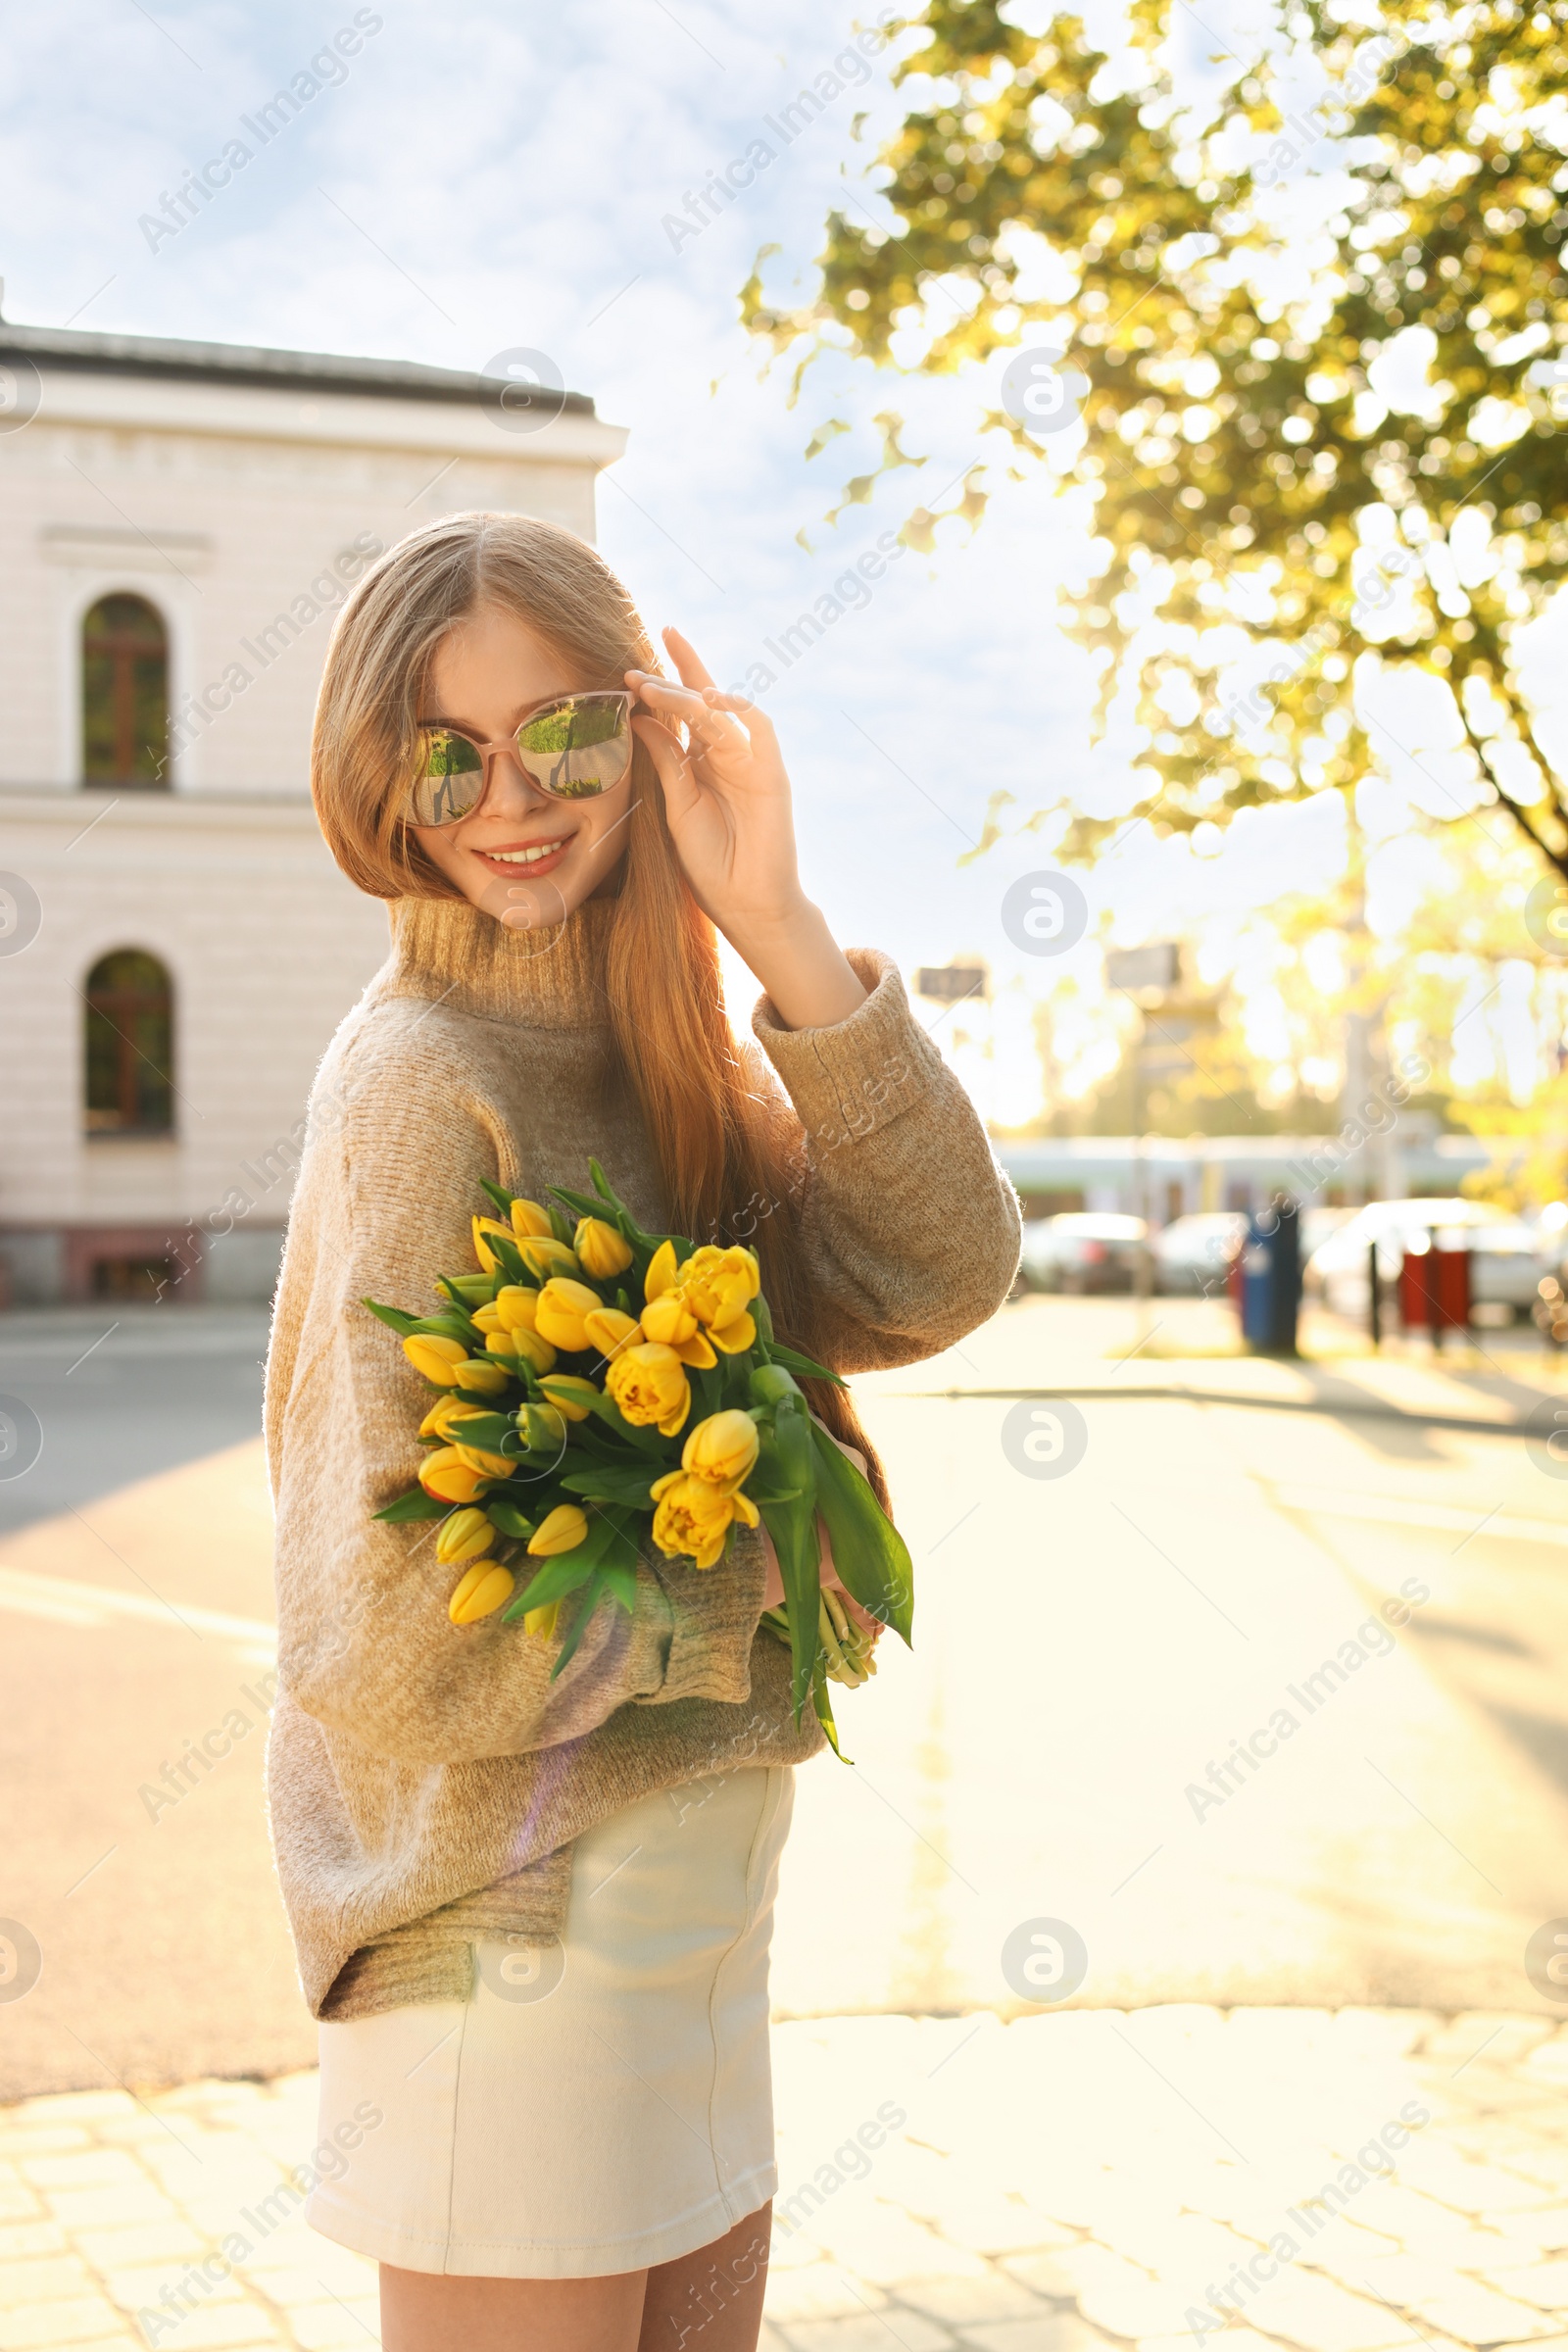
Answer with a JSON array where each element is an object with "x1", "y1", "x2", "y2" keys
[{"x1": 2, "y1": 0, "x2": 1542, "y2": 1126}]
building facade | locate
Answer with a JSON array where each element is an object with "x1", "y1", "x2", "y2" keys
[{"x1": 0, "y1": 312, "x2": 623, "y2": 1303}]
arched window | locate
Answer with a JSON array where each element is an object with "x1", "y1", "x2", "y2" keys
[
  {"x1": 81, "y1": 595, "x2": 170, "y2": 786},
  {"x1": 84, "y1": 951, "x2": 174, "y2": 1135}
]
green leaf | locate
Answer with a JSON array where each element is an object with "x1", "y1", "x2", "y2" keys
[
  {"x1": 600, "y1": 1561, "x2": 638, "y2": 1611},
  {"x1": 756, "y1": 1406, "x2": 820, "y2": 1726},
  {"x1": 548, "y1": 1574, "x2": 604, "y2": 1676},
  {"x1": 809, "y1": 1421, "x2": 914, "y2": 1645},
  {"x1": 441, "y1": 1410, "x2": 513, "y2": 1450},
  {"x1": 362, "y1": 1297, "x2": 419, "y2": 1337},
  {"x1": 479, "y1": 1177, "x2": 517, "y2": 1218},
  {"x1": 487, "y1": 1231, "x2": 529, "y2": 1286},
  {"x1": 562, "y1": 1466, "x2": 658, "y2": 1508},
  {"x1": 373, "y1": 1487, "x2": 447, "y2": 1523},
  {"x1": 767, "y1": 1343, "x2": 847, "y2": 1388},
  {"x1": 486, "y1": 1497, "x2": 536, "y2": 1541},
  {"x1": 812, "y1": 1656, "x2": 853, "y2": 1764},
  {"x1": 439, "y1": 1272, "x2": 496, "y2": 1308}
]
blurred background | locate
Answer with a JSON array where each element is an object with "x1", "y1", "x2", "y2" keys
[{"x1": 7, "y1": 6, "x2": 1568, "y2": 2351}]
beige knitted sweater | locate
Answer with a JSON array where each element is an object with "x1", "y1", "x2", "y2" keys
[{"x1": 264, "y1": 893, "x2": 1020, "y2": 2021}]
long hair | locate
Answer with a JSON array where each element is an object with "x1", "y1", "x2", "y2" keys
[{"x1": 311, "y1": 511, "x2": 887, "y2": 1503}]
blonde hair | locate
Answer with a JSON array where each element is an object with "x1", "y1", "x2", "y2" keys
[{"x1": 312, "y1": 512, "x2": 886, "y2": 1501}]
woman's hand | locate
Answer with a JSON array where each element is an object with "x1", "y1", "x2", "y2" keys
[{"x1": 628, "y1": 627, "x2": 867, "y2": 1032}]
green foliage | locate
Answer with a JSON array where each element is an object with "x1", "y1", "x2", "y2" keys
[{"x1": 745, "y1": 0, "x2": 1568, "y2": 876}]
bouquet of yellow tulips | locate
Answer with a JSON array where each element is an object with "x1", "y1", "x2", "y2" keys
[{"x1": 364, "y1": 1163, "x2": 913, "y2": 1753}]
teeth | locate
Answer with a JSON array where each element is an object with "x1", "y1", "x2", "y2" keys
[{"x1": 489, "y1": 841, "x2": 565, "y2": 865}]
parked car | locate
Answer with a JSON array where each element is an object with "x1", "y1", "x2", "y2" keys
[
  {"x1": 1152, "y1": 1212, "x2": 1247, "y2": 1295},
  {"x1": 1305, "y1": 1198, "x2": 1545, "y2": 1322},
  {"x1": 1019, "y1": 1212, "x2": 1149, "y2": 1294}
]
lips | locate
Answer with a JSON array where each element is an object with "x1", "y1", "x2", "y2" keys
[{"x1": 472, "y1": 837, "x2": 572, "y2": 880}]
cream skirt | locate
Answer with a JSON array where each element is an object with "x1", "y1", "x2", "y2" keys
[{"x1": 308, "y1": 1764, "x2": 794, "y2": 2278}]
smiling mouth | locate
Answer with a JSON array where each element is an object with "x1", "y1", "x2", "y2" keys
[{"x1": 475, "y1": 838, "x2": 571, "y2": 867}]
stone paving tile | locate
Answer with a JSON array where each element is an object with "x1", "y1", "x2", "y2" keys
[{"x1": 5, "y1": 2012, "x2": 1568, "y2": 2351}]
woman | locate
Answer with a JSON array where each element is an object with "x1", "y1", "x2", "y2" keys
[{"x1": 265, "y1": 511, "x2": 1019, "y2": 2352}]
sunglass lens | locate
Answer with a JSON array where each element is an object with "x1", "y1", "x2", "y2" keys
[
  {"x1": 515, "y1": 694, "x2": 631, "y2": 800},
  {"x1": 410, "y1": 728, "x2": 484, "y2": 825}
]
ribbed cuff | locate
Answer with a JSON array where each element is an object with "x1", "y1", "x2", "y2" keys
[{"x1": 752, "y1": 949, "x2": 942, "y2": 1154}]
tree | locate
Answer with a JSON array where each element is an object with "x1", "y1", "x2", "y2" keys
[{"x1": 742, "y1": 0, "x2": 1568, "y2": 884}]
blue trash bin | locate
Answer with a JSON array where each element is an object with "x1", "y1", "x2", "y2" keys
[{"x1": 1239, "y1": 1198, "x2": 1301, "y2": 1355}]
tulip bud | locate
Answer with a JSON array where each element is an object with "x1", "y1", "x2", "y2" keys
[
  {"x1": 511, "y1": 1325, "x2": 558, "y2": 1377},
  {"x1": 448, "y1": 1561, "x2": 515, "y2": 1625},
  {"x1": 574, "y1": 1216, "x2": 634, "y2": 1279},
  {"x1": 515, "y1": 1403, "x2": 566, "y2": 1454},
  {"x1": 471, "y1": 1301, "x2": 504, "y2": 1335},
  {"x1": 528, "y1": 1503, "x2": 589, "y2": 1556},
  {"x1": 404, "y1": 1334, "x2": 467, "y2": 1387},
  {"x1": 682, "y1": 1408, "x2": 760, "y2": 1493},
  {"x1": 435, "y1": 1506, "x2": 495, "y2": 1564},
  {"x1": 454, "y1": 1439, "x2": 514, "y2": 1476},
  {"x1": 538, "y1": 1375, "x2": 600, "y2": 1422},
  {"x1": 510, "y1": 1197, "x2": 556, "y2": 1239},
  {"x1": 524, "y1": 1598, "x2": 563, "y2": 1641},
  {"x1": 582, "y1": 1306, "x2": 640, "y2": 1358},
  {"x1": 517, "y1": 1237, "x2": 581, "y2": 1283},
  {"x1": 471, "y1": 1215, "x2": 516, "y2": 1273},
  {"x1": 452, "y1": 1356, "x2": 512, "y2": 1396},
  {"x1": 534, "y1": 1277, "x2": 605, "y2": 1352},
  {"x1": 418, "y1": 1447, "x2": 489, "y2": 1504},
  {"x1": 494, "y1": 1286, "x2": 541, "y2": 1333},
  {"x1": 418, "y1": 1396, "x2": 483, "y2": 1440}
]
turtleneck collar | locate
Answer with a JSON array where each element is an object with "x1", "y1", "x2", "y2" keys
[{"x1": 380, "y1": 892, "x2": 620, "y2": 1030}]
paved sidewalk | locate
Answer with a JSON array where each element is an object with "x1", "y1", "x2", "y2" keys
[{"x1": 5, "y1": 2007, "x2": 1568, "y2": 2351}]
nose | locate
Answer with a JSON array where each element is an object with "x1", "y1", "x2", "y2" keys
[{"x1": 478, "y1": 744, "x2": 551, "y2": 818}]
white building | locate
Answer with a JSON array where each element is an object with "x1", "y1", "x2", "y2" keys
[{"x1": 0, "y1": 306, "x2": 623, "y2": 1304}]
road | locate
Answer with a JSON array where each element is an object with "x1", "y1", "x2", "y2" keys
[{"x1": 4, "y1": 1298, "x2": 1568, "y2": 2096}]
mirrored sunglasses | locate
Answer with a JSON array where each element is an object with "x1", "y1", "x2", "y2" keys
[{"x1": 408, "y1": 690, "x2": 634, "y2": 827}]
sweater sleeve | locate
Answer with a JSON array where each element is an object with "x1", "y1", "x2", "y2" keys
[
  {"x1": 265, "y1": 1015, "x2": 765, "y2": 1769},
  {"x1": 750, "y1": 949, "x2": 1021, "y2": 1372}
]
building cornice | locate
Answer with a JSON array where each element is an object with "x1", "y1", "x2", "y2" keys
[{"x1": 0, "y1": 319, "x2": 628, "y2": 467}]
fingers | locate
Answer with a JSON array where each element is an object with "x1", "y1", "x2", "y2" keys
[
  {"x1": 661, "y1": 625, "x2": 717, "y2": 692},
  {"x1": 630, "y1": 713, "x2": 702, "y2": 822}
]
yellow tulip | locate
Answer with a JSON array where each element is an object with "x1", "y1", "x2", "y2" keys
[
  {"x1": 494, "y1": 1286, "x2": 541, "y2": 1333},
  {"x1": 538, "y1": 1375, "x2": 599, "y2": 1422},
  {"x1": 574, "y1": 1216, "x2": 634, "y2": 1279},
  {"x1": 534, "y1": 1278, "x2": 605, "y2": 1352},
  {"x1": 435, "y1": 1506, "x2": 494, "y2": 1564},
  {"x1": 708, "y1": 1308, "x2": 757, "y2": 1355},
  {"x1": 471, "y1": 1215, "x2": 516, "y2": 1273},
  {"x1": 454, "y1": 1438, "x2": 514, "y2": 1476},
  {"x1": 509, "y1": 1325, "x2": 558, "y2": 1377},
  {"x1": 510, "y1": 1197, "x2": 556, "y2": 1239},
  {"x1": 484, "y1": 1330, "x2": 517, "y2": 1357},
  {"x1": 582, "y1": 1305, "x2": 641, "y2": 1358},
  {"x1": 404, "y1": 1333, "x2": 467, "y2": 1386},
  {"x1": 517, "y1": 1236, "x2": 581, "y2": 1282},
  {"x1": 682, "y1": 1409, "x2": 760, "y2": 1493},
  {"x1": 471, "y1": 1301, "x2": 504, "y2": 1335},
  {"x1": 452, "y1": 1356, "x2": 512, "y2": 1396},
  {"x1": 641, "y1": 1288, "x2": 701, "y2": 1347},
  {"x1": 670, "y1": 1330, "x2": 718, "y2": 1369},
  {"x1": 605, "y1": 1342, "x2": 691, "y2": 1437},
  {"x1": 418, "y1": 1396, "x2": 484, "y2": 1440},
  {"x1": 644, "y1": 1238, "x2": 679, "y2": 1300},
  {"x1": 681, "y1": 1246, "x2": 760, "y2": 1331},
  {"x1": 449, "y1": 1561, "x2": 515, "y2": 1625},
  {"x1": 650, "y1": 1471, "x2": 760, "y2": 1570},
  {"x1": 528, "y1": 1503, "x2": 589, "y2": 1556},
  {"x1": 418, "y1": 1447, "x2": 490, "y2": 1504},
  {"x1": 525, "y1": 1599, "x2": 563, "y2": 1640}
]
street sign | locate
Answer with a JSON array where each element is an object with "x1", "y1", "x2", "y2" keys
[
  {"x1": 914, "y1": 963, "x2": 990, "y2": 1004},
  {"x1": 1106, "y1": 943, "x2": 1181, "y2": 995}
]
